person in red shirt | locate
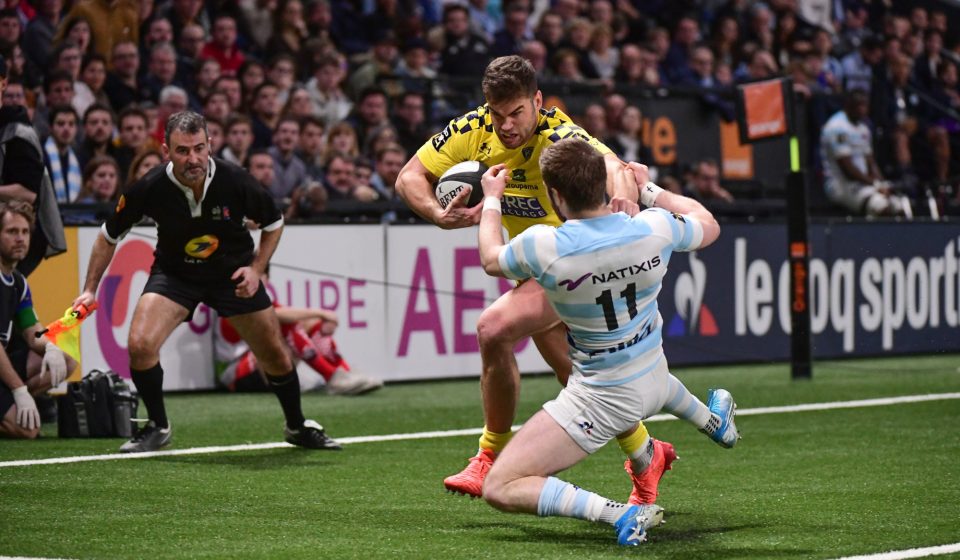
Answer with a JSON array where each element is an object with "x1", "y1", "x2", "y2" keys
[{"x1": 201, "y1": 14, "x2": 245, "y2": 76}]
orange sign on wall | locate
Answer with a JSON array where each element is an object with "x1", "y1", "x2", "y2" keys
[{"x1": 719, "y1": 120, "x2": 754, "y2": 179}]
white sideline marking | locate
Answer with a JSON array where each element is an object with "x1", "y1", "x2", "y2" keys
[
  {"x1": 1, "y1": 392, "x2": 958, "y2": 469},
  {"x1": 832, "y1": 542, "x2": 960, "y2": 560}
]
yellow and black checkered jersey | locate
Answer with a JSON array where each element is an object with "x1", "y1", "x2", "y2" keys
[{"x1": 417, "y1": 105, "x2": 612, "y2": 239}]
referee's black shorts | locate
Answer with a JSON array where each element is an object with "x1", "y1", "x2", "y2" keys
[{"x1": 143, "y1": 268, "x2": 272, "y2": 318}]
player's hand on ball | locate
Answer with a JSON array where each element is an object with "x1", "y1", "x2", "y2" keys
[
  {"x1": 435, "y1": 188, "x2": 482, "y2": 229},
  {"x1": 609, "y1": 196, "x2": 641, "y2": 217},
  {"x1": 231, "y1": 266, "x2": 260, "y2": 298},
  {"x1": 481, "y1": 164, "x2": 508, "y2": 199}
]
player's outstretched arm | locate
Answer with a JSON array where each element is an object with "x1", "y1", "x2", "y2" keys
[
  {"x1": 274, "y1": 306, "x2": 338, "y2": 326},
  {"x1": 478, "y1": 164, "x2": 509, "y2": 277},
  {"x1": 396, "y1": 155, "x2": 482, "y2": 229},
  {"x1": 74, "y1": 232, "x2": 118, "y2": 310},
  {"x1": 629, "y1": 163, "x2": 721, "y2": 248}
]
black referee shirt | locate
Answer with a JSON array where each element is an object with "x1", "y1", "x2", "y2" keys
[{"x1": 103, "y1": 158, "x2": 282, "y2": 283}]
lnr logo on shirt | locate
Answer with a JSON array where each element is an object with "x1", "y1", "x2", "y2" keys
[{"x1": 184, "y1": 235, "x2": 220, "y2": 259}]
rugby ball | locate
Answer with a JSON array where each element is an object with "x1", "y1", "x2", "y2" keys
[{"x1": 435, "y1": 161, "x2": 488, "y2": 209}]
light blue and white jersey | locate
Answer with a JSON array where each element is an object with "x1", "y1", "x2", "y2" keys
[
  {"x1": 820, "y1": 109, "x2": 872, "y2": 194},
  {"x1": 498, "y1": 207, "x2": 704, "y2": 385}
]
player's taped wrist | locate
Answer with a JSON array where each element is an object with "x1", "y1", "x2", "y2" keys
[
  {"x1": 483, "y1": 197, "x2": 502, "y2": 213},
  {"x1": 640, "y1": 182, "x2": 665, "y2": 207}
]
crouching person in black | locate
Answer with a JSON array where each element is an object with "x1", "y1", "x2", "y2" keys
[{"x1": 0, "y1": 201, "x2": 75, "y2": 438}]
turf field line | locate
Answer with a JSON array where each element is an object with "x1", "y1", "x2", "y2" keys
[
  {"x1": 831, "y1": 542, "x2": 960, "y2": 559},
  {"x1": 2, "y1": 392, "x2": 958, "y2": 469}
]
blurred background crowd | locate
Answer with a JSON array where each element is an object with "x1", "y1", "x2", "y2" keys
[{"x1": 5, "y1": 0, "x2": 958, "y2": 222}]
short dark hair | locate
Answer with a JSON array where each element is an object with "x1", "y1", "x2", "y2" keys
[
  {"x1": 118, "y1": 105, "x2": 148, "y2": 127},
  {"x1": 0, "y1": 200, "x2": 36, "y2": 228},
  {"x1": 443, "y1": 3, "x2": 468, "y2": 22},
  {"x1": 357, "y1": 85, "x2": 388, "y2": 104},
  {"x1": 225, "y1": 114, "x2": 252, "y2": 132},
  {"x1": 43, "y1": 69, "x2": 74, "y2": 93},
  {"x1": 299, "y1": 114, "x2": 324, "y2": 132},
  {"x1": 83, "y1": 102, "x2": 115, "y2": 125},
  {"x1": 243, "y1": 148, "x2": 272, "y2": 168},
  {"x1": 482, "y1": 55, "x2": 538, "y2": 105},
  {"x1": 539, "y1": 138, "x2": 606, "y2": 212},
  {"x1": 49, "y1": 104, "x2": 79, "y2": 127},
  {"x1": 165, "y1": 111, "x2": 208, "y2": 144}
]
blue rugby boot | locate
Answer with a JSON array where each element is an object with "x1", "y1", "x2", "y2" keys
[
  {"x1": 614, "y1": 504, "x2": 664, "y2": 546},
  {"x1": 705, "y1": 388, "x2": 740, "y2": 448}
]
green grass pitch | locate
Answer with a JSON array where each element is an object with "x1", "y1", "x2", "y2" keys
[{"x1": 2, "y1": 355, "x2": 959, "y2": 559}]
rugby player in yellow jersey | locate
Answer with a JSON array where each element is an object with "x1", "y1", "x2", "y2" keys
[{"x1": 396, "y1": 56, "x2": 676, "y2": 503}]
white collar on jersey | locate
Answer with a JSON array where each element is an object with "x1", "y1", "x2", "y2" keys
[{"x1": 166, "y1": 157, "x2": 217, "y2": 218}]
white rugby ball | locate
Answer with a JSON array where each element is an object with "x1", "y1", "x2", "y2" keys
[{"x1": 435, "y1": 161, "x2": 488, "y2": 209}]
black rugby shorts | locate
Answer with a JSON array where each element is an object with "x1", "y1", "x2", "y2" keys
[{"x1": 143, "y1": 268, "x2": 272, "y2": 318}]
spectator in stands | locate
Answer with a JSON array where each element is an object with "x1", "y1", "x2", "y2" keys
[
  {"x1": 840, "y1": 34, "x2": 882, "y2": 94},
  {"x1": 104, "y1": 41, "x2": 141, "y2": 112},
  {"x1": 267, "y1": 55, "x2": 298, "y2": 105},
  {"x1": 34, "y1": 70, "x2": 74, "y2": 140},
  {"x1": 221, "y1": 115, "x2": 254, "y2": 166},
  {"x1": 663, "y1": 15, "x2": 700, "y2": 84},
  {"x1": 202, "y1": 15, "x2": 245, "y2": 77},
  {"x1": 206, "y1": 116, "x2": 225, "y2": 154},
  {"x1": 913, "y1": 29, "x2": 943, "y2": 93},
  {"x1": 23, "y1": 0, "x2": 62, "y2": 69},
  {"x1": 51, "y1": 41, "x2": 96, "y2": 119},
  {"x1": 391, "y1": 90, "x2": 428, "y2": 156},
  {"x1": 604, "y1": 105, "x2": 651, "y2": 165},
  {"x1": 267, "y1": 0, "x2": 309, "y2": 59},
  {"x1": 684, "y1": 159, "x2": 734, "y2": 203},
  {"x1": 126, "y1": 147, "x2": 163, "y2": 186},
  {"x1": 520, "y1": 40, "x2": 548, "y2": 77},
  {"x1": 239, "y1": 0, "x2": 275, "y2": 52},
  {"x1": 141, "y1": 17, "x2": 175, "y2": 62},
  {"x1": 821, "y1": 90, "x2": 904, "y2": 217},
  {"x1": 245, "y1": 148, "x2": 275, "y2": 190},
  {"x1": 709, "y1": 15, "x2": 740, "y2": 68},
  {"x1": 212, "y1": 74, "x2": 243, "y2": 114},
  {"x1": 346, "y1": 86, "x2": 390, "y2": 151},
  {"x1": 551, "y1": 48, "x2": 584, "y2": 81},
  {"x1": 161, "y1": 0, "x2": 210, "y2": 41},
  {"x1": 347, "y1": 30, "x2": 399, "y2": 98},
  {"x1": 286, "y1": 180, "x2": 328, "y2": 220},
  {"x1": 177, "y1": 24, "x2": 207, "y2": 87},
  {"x1": 562, "y1": 18, "x2": 599, "y2": 79},
  {"x1": 743, "y1": 3, "x2": 774, "y2": 51},
  {"x1": 811, "y1": 27, "x2": 842, "y2": 93},
  {"x1": 76, "y1": 155, "x2": 121, "y2": 205},
  {"x1": 43, "y1": 105, "x2": 83, "y2": 204},
  {"x1": 296, "y1": 115, "x2": 325, "y2": 180},
  {"x1": 580, "y1": 103, "x2": 607, "y2": 139},
  {"x1": 80, "y1": 54, "x2": 110, "y2": 111},
  {"x1": 735, "y1": 47, "x2": 778, "y2": 82},
  {"x1": 151, "y1": 85, "x2": 189, "y2": 143},
  {"x1": 305, "y1": 53, "x2": 352, "y2": 131},
  {"x1": 76, "y1": 104, "x2": 117, "y2": 170},
  {"x1": 202, "y1": 90, "x2": 231, "y2": 122},
  {"x1": 238, "y1": 59, "x2": 265, "y2": 105},
  {"x1": 114, "y1": 106, "x2": 151, "y2": 177},
  {"x1": 534, "y1": 10, "x2": 564, "y2": 61},
  {"x1": 250, "y1": 82, "x2": 281, "y2": 148},
  {"x1": 0, "y1": 201, "x2": 74, "y2": 439},
  {"x1": 322, "y1": 152, "x2": 378, "y2": 201},
  {"x1": 587, "y1": 23, "x2": 619, "y2": 81},
  {"x1": 57, "y1": 15, "x2": 95, "y2": 57},
  {"x1": 142, "y1": 42, "x2": 184, "y2": 103},
  {"x1": 282, "y1": 85, "x2": 312, "y2": 121},
  {"x1": 1, "y1": 80, "x2": 29, "y2": 118},
  {"x1": 369, "y1": 142, "x2": 405, "y2": 200},
  {"x1": 396, "y1": 38, "x2": 438, "y2": 96},
  {"x1": 268, "y1": 117, "x2": 308, "y2": 207},
  {"x1": 439, "y1": 4, "x2": 490, "y2": 78},
  {"x1": 191, "y1": 58, "x2": 222, "y2": 110},
  {"x1": 614, "y1": 44, "x2": 652, "y2": 87},
  {"x1": 873, "y1": 54, "x2": 951, "y2": 185},
  {"x1": 491, "y1": 4, "x2": 532, "y2": 59},
  {"x1": 62, "y1": 0, "x2": 138, "y2": 59},
  {"x1": 468, "y1": 0, "x2": 499, "y2": 41}
]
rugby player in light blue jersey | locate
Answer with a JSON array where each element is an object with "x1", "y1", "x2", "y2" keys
[{"x1": 476, "y1": 138, "x2": 739, "y2": 546}]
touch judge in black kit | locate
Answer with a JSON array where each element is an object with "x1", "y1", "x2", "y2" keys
[{"x1": 72, "y1": 110, "x2": 341, "y2": 453}]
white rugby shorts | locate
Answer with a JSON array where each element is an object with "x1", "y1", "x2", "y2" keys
[{"x1": 542, "y1": 357, "x2": 670, "y2": 454}]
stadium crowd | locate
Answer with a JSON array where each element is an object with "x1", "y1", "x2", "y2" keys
[{"x1": 0, "y1": 0, "x2": 956, "y2": 221}]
